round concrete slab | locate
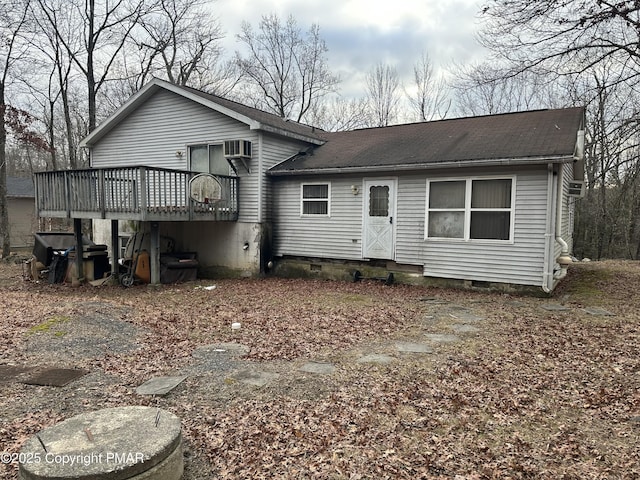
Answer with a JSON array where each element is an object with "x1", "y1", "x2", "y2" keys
[{"x1": 19, "y1": 406, "x2": 182, "y2": 480}]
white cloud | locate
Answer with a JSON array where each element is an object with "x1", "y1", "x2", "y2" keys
[{"x1": 212, "y1": 0, "x2": 487, "y2": 100}]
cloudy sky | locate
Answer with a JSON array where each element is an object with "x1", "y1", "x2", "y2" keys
[{"x1": 211, "y1": 0, "x2": 487, "y2": 99}]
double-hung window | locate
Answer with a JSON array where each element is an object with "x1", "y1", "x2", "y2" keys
[
  {"x1": 301, "y1": 183, "x2": 330, "y2": 216},
  {"x1": 426, "y1": 178, "x2": 514, "y2": 241}
]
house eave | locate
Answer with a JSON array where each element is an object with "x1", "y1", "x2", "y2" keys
[
  {"x1": 79, "y1": 78, "x2": 324, "y2": 148},
  {"x1": 267, "y1": 155, "x2": 577, "y2": 176},
  {"x1": 255, "y1": 123, "x2": 325, "y2": 145}
]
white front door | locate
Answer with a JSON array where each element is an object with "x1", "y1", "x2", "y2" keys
[{"x1": 362, "y1": 179, "x2": 396, "y2": 259}]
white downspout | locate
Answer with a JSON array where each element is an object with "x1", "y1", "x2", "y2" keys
[
  {"x1": 554, "y1": 163, "x2": 573, "y2": 282},
  {"x1": 542, "y1": 164, "x2": 555, "y2": 293}
]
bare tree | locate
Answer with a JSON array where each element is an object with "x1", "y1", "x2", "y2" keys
[
  {"x1": 133, "y1": 0, "x2": 235, "y2": 90},
  {"x1": 477, "y1": 0, "x2": 640, "y2": 260},
  {"x1": 450, "y1": 61, "x2": 562, "y2": 116},
  {"x1": 478, "y1": 1, "x2": 640, "y2": 83},
  {"x1": 36, "y1": 0, "x2": 146, "y2": 134},
  {"x1": 27, "y1": 2, "x2": 78, "y2": 169},
  {"x1": 406, "y1": 52, "x2": 450, "y2": 121},
  {"x1": 235, "y1": 13, "x2": 339, "y2": 122},
  {"x1": 366, "y1": 63, "x2": 400, "y2": 127},
  {"x1": 0, "y1": 0, "x2": 31, "y2": 256},
  {"x1": 307, "y1": 96, "x2": 371, "y2": 132}
]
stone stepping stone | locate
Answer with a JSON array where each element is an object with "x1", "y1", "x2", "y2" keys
[
  {"x1": 395, "y1": 342, "x2": 433, "y2": 354},
  {"x1": 357, "y1": 354, "x2": 394, "y2": 364},
  {"x1": 19, "y1": 406, "x2": 183, "y2": 480},
  {"x1": 299, "y1": 361, "x2": 336, "y2": 375},
  {"x1": 232, "y1": 370, "x2": 280, "y2": 387},
  {"x1": 583, "y1": 307, "x2": 615, "y2": 316},
  {"x1": 450, "y1": 324, "x2": 480, "y2": 334},
  {"x1": 425, "y1": 333, "x2": 460, "y2": 343},
  {"x1": 541, "y1": 303, "x2": 570, "y2": 312},
  {"x1": 192, "y1": 343, "x2": 249, "y2": 359},
  {"x1": 447, "y1": 311, "x2": 485, "y2": 322},
  {"x1": 136, "y1": 375, "x2": 188, "y2": 396}
]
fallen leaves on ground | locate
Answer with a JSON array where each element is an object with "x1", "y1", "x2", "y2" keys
[{"x1": 0, "y1": 260, "x2": 639, "y2": 479}]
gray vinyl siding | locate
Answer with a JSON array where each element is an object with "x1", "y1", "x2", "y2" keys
[
  {"x1": 272, "y1": 176, "x2": 363, "y2": 259},
  {"x1": 395, "y1": 175, "x2": 426, "y2": 264},
  {"x1": 89, "y1": 89, "x2": 262, "y2": 222},
  {"x1": 261, "y1": 134, "x2": 309, "y2": 223},
  {"x1": 273, "y1": 168, "x2": 549, "y2": 287},
  {"x1": 423, "y1": 169, "x2": 548, "y2": 286}
]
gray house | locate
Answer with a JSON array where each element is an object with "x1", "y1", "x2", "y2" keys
[{"x1": 34, "y1": 78, "x2": 585, "y2": 292}]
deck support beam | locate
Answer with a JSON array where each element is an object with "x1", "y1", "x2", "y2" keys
[
  {"x1": 73, "y1": 218, "x2": 84, "y2": 283},
  {"x1": 150, "y1": 222, "x2": 160, "y2": 285},
  {"x1": 111, "y1": 220, "x2": 119, "y2": 279}
]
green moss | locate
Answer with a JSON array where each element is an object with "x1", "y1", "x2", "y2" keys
[
  {"x1": 27, "y1": 315, "x2": 70, "y2": 335},
  {"x1": 562, "y1": 266, "x2": 611, "y2": 301}
]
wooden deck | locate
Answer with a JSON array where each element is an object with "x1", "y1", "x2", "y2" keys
[{"x1": 35, "y1": 167, "x2": 239, "y2": 221}]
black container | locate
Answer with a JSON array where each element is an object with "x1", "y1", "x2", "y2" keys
[{"x1": 33, "y1": 232, "x2": 95, "y2": 266}]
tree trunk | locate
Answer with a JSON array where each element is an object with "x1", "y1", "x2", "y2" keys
[
  {"x1": 47, "y1": 100, "x2": 58, "y2": 170},
  {"x1": 0, "y1": 83, "x2": 11, "y2": 257},
  {"x1": 87, "y1": 0, "x2": 96, "y2": 134}
]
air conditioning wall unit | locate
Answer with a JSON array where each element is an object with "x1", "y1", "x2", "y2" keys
[
  {"x1": 224, "y1": 140, "x2": 252, "y2": 158},
  {"x1": 568, "y1": 181, "x2": 585, "y2": 198}
]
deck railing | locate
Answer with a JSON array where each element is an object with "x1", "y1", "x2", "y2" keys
[{"x1": 35, "y1": 166, "x2": 239, "y2": 221}]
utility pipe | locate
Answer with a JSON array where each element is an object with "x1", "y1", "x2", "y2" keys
[
  {"x1": 554, "y1": 164, "x2": 573, "y2": 282},
  {"x1": 542, "y1": 164, "x2": 556, "y2": 293}
]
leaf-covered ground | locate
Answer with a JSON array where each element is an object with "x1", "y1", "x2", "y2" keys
[{"x1": 0, "y1": 260, "x2": 638, "y2": 479}]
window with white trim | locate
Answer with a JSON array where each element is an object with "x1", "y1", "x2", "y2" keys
[
  {"x1": 427, "y1": 178, "x2": 514, "y2": 241},
  {"x1": 301, "y1": 183, "x2": 330, "y2": 216},
  {"x1": 189, "y1": 144, "x2": 229, "y2": 176}
]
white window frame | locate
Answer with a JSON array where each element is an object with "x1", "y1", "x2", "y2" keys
[
  {"x1": 425, "y1": 176, "x2": 516, "y2": 243},
  {"x1": 187, "y1": 143, "x2": 230, "y2": 176},
  {"x1": 300, "y1": 182, "x2": 331, "y2": 217}
]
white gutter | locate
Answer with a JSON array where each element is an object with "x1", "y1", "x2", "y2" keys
[
  {"x1": 268, "y1": 155, "x2": 577, "y2": 176},
  {"x1": 257, "y1": 132, "x2": 264, "y2": 223},
  {"x1": 554, "y1": 164, "x2": 573, "y2": 282},
  {"x1": 542, "y1": 164, "x2": 556, "y2": 293}
]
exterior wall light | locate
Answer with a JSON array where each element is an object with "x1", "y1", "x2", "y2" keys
[{"x1": 351, "y1": 185, "x2": 359, "y2": 195}]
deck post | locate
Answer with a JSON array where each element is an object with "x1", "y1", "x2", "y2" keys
[
  {"x1": 150, "y1": 221, "x2": 160, "y2": 284},
  {"x1": 73, "y1": 218, "x2": 84, "y2": 283},
  {"x1": 111, "y1": 220, "x2": 119, "y2": 279}
]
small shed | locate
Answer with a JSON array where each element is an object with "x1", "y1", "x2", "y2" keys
[{"x1": 6, "y1": 176, "x2": 36, "y2": 248}]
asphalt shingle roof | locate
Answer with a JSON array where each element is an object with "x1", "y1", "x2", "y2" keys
[
  {"x1": 7, "y1": 176, "x2": 34, "y2": 197},
  {"x1": 181, "y1": 85, "x2": 327, "y2": 143},
  {"x1": 269, "y1": 107, "x2": 585, "y2": 175}
]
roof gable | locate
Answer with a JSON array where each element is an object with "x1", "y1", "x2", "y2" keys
[
  {"x1": 80, "y1": 78, "x2": 326, "y2": 148},
  {"x1": 269, "y1": 107, "x2": 585, "y2": 175}
]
